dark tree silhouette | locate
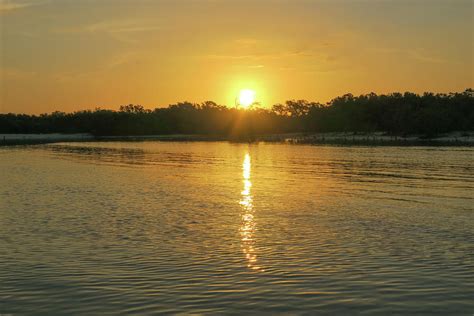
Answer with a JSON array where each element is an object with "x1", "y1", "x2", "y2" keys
[{"x1": 0, "y1": 89, "x2": 472, "y2": 137}]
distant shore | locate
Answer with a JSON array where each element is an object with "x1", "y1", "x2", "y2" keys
[
  {"x1": 284, "y1": 131, "x2": 474, "y2": 146},
  {"x1": 1, "y1": 132, "x2": 473, "y2": 147}
]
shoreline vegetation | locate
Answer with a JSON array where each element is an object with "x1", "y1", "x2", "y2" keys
[
  {"x1": 1, "y1": 131, "x2": 473, "y2": 147},
  {"x1": 1, "y1": 90, "x2": 473, "y2": 146}
]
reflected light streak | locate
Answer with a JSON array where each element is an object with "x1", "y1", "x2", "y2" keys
[{"x1": 239, "y1": 152, "x2": 264, "y2": 272}]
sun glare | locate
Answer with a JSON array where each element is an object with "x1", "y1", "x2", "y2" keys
[{"x1": 238, "y1": 89, "x2": 256, "y2": 108}]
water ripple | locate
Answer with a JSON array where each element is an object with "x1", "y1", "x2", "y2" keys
[{"x1": 0, "y1": 142, "x2": 473, "y2": 314}]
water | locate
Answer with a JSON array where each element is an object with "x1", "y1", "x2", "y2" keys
[{"x1": 1, "y1": 142, "x2": 473, "y2": 315}]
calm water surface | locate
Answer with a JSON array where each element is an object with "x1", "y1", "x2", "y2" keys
[{"x1": 1, "y1": 142, "x2": 473, "y2": 315}]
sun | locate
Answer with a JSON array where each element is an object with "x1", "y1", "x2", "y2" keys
[{"x1": 238, "y1": 89, "x2": 256, "y2": 108}]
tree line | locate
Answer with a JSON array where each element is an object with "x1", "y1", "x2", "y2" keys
[{"x1": 1, "y1": 89, "x2": 472, "y2": 137}]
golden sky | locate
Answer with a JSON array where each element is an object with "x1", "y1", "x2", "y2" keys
[{"x1": 1, "y1": 0, "x2": 473, "y2": 114}]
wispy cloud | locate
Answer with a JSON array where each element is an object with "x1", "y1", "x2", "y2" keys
[
  {"x1": 408, "y1": 51, "x2": 446, "y2": 64},
  {"x1": 374, "y1": 48, "x2": 447, "y2": 64},
  {"x1": 0, "y1": 2, "x2": 29, "y2": 11},
  {"x1": 233, "y1": 38, "x2": 260, "y2": 46},
  {"x1": 1, "y1": 67, "x2": 37, "y2": 79},
  {"x1": 204, "y1": 50, "x2": 328, "y2": 61},
  {"x1": 83, "y1": 20, "x2": 162, "y2": 34},
  {"x1": 55, "y1": 19, "x2": 162, "y2": 43},
  {"x1": 53, "y1": 50, "x2": 152, "y2": 82},
  {"x1": 105, "y1": 51, "x2": 148, "y2": 68},
  {"x1": 203, "y1": 48, "x2": 348, "y2": 75},
  {"x1": 0, "y1": 0, "x2": 48, "y2": 12}
]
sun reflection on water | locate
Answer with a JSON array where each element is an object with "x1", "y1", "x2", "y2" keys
[{"x1": 239, "y1": 152, "x2": 264, "y2": 272}]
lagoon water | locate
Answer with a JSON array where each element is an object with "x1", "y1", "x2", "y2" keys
[{"x1": 1, "y1": 142, "x2": 473, "y2": 314}]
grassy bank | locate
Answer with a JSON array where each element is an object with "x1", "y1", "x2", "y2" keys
[
  {"x1": 2, "y1": 132, "x2": 472, "y2": 147},
  {"x1": 0, "y1": 133, "x2": 94, "y2": 146},
  {"x1": 284, "y1": 132, "x2": 474, "y2": 146}
]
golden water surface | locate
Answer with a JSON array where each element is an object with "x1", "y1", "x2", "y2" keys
[{"x1": 0, "y1": 142, "x2": 473, "y2": 314}]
